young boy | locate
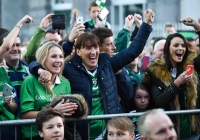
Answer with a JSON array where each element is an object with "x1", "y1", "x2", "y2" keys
[
  {"x1": 83, "y1": 2, "x2": 111, "y2": 32},
  {"x1": 107, "y1": 116, "x2": 135, "y2": 140},
  {"x1": 35, "y1": 108, "x2": 65, "y2": 140}
]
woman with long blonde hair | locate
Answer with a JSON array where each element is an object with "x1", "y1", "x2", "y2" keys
[{"x1": 20, "y1": 41, "x2": 77, "y2": 140}]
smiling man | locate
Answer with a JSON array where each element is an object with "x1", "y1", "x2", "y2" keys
[{"x1": 0, "y1": 28, "x2": 30, "y2": 105}]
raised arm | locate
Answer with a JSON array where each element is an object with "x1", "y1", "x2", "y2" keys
[
  {"x1": 114, "y1": 15, "x2": 134, "y2": 53},
  {"x1": 110, "y1": 9, "x2": 154, "y2": 73},
  {"x1": 0, "y1": 15, "x2": 34, "y2": 62},
  {"x1": 62, "y1": 22, "x2": 85, "y2": 57},
  {"x1": 25, "y1": 13, "x2": 53, "y2": 64}
]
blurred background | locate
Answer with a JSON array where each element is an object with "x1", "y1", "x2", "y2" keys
[{"x1": 0, "y1": 0, "x2": 200, "y2": 47}]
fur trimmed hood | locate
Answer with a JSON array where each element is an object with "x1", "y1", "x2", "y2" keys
[
  {"x1": 143, "y1": 49, "x2": 199, "y2": 133},
  {"x1": 45, "y1": 94, "x2": 89, "y2": 119}
]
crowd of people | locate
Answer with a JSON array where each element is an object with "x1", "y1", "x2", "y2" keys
[{"x1": 0, "y1": 1, "x2": 200, "y2": 140}]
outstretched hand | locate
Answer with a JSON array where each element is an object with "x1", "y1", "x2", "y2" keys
[
  {"x1": 40, "y1": 13, "x2": 54, "y2": 30},
  {"x1": 180, "y1": 17, "x2": 200, "y2": 31},
  {"x1": 124, "y1": 15, "x2": 134, "y2": 31},
  {"x1": 144, "y1": 9, "x2": 155, "y2": 25}
]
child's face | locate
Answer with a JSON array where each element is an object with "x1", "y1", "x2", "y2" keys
[
  {"x1": 89, "y1": 6, "x2": 101, "y2": 20},
  {"x1": 39, "y1": 116, "x2": 64, "y2": 140},
  {"x1": 107, "y1": 126, "x2": 135, "y2": 140},
  {"x1": 134, "y1": 89, "x2": 150, "y2": 111}
]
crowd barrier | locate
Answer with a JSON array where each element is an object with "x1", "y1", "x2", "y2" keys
[{"x1": 1, "y1": 109, "x2": 200, "y2": 140}]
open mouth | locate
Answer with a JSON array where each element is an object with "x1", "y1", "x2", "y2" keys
[
  {"x1": 176, "y1": 52, "x2": 183, "y2": 58},
  {"x1": 89, "y1": 56, "x2": 96, "y2": 63}
]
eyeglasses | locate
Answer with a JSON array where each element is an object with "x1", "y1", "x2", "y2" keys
[{"x1": 12, "y1": 43, "x2": 21, "y2": 48}]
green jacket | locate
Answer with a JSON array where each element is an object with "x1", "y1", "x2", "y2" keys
[
  {"x1": 114, "y1": 28, "x2": 130, "y2": 53},
  {"x1": 24, "y1": 27, "x2": 45, "y2": 64}
]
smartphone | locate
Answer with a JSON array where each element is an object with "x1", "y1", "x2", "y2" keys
[
  {"x1": 52, "y1": 15, "x2": 66, "y2": 30},
  {"x1": 186, "y1": 65, "x2": 194, "y2": 76},
  {"x1": 76, "y1": 17, "x2": 83, "y2": 24},
  {"x1": 3, "y1": 83, "x2": 13, "y2": 97},
  {"x1": 97, "y1": 7, "x2": 109, "y2": 21},
  {"x1": 141, "y1": 56, "x2": 150, "y2": 71}
]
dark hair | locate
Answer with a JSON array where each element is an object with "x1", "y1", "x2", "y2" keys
[
  {"x1": 45, "y1": 28, "x2": 58, "y2": 36},
  {"x1": 129, "y1": 83, "x2": 152, "y2": 112},
  {"x1": 35, "y1": 108, "x2": 64, "y2": 132},
  {"x1": 88, "y1": 2, "x2": 99, "y2": 11},
  {"x1": 90, "y1": 27, "x2": 113, "y2": 45},
  {"x1": 74, "y1": 32, "x2": 100, "y2": 52},
  {"x1": 164, "y1": 33, "x2": 188, "y2": 77},
  {"x1": 0, "y1": 28, "x2": 9, "y2": 46}
]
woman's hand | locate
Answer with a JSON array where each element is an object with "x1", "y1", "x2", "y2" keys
[
  {"x1": 144, "y1": 9, "x2": 155, "y2": 25},
  {"x1": 53, "y1": 99, "x2": 78, "y2": 116},
  {"x1": 174, "y1": 69, "x2": 192, "y2": 87}
]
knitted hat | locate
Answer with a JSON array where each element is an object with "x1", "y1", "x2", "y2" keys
[{"x1": 46, "y1": 94, "x2": 88, "y2": 119}]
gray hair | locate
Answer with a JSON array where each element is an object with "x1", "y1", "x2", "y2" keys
[
  {"x1": 154, "y1": 39, "x2": 166, "y2": 52},
  {"x1": 137, "y1": 108, "x2": 165, "y2": 137}
]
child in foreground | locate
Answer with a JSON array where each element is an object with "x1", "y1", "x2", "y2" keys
[
  {"x1": 107, "y1": 116, "x2": 135, "y2": 140},
  {"x1": 35, "y1": 108, "x2": 65, "y2": 140}
]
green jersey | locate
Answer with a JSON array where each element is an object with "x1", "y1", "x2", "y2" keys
[
  {"x1": 88, "y1": 72, "x2": 106, "y2": 140},
  {"x1": 0, "y1": 67, "x2": 17, "y2": 120},
  {"x1": 20, "y1": 74, "x2": 71, "y2": 139}
]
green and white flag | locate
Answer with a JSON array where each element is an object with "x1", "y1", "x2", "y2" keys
[{"x1": 95, "y1": 0, "x2": 106, "y2": 10}]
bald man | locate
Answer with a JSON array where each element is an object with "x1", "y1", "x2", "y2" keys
[
  {"x1": 153, "y1": 39, "x2": 166, "y2": 59},
  {"x1": 138, "y1": 109, "x2": 177, "y2": 140}
]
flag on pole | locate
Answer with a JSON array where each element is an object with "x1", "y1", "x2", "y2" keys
[{"x1": 95, "y1": 0, "x2": 106, "y2": 10}]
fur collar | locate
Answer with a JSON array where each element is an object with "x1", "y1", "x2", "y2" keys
[{"x1": 143, "y1": 49, "x2": 199, "y2": 132}]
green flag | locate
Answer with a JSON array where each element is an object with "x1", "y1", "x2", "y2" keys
[{"x1": 95, "y1": 0, "x2": 106, "y2": 10}]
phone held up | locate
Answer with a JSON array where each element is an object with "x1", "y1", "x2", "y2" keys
[
  {"x1": 76, "y1": 17, "x2": 83, "y2": 24},
  {"x1": 97, "y1": 7, "x2": 109, "y2": 21},
  {"x1": 3, "y1": 83, "x2": 13, "y2": 98},
  {"x1": 52, "y1": 15, "x2": 66, "y2": 34},
  {"x1": 186, "y1": 65, "x2": 194, "y2": 76}
]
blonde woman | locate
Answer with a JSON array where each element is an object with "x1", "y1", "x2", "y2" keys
[{"x1": 20, "y1": 41, "x2": 77, "y2": 140}]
